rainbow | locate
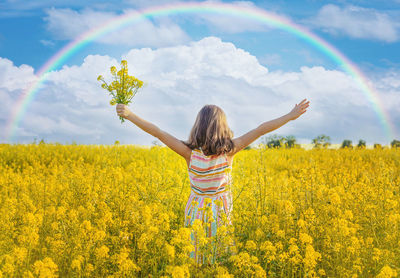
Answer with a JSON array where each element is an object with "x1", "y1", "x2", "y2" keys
[{"x1": 4, "y1": 1, "x2": 396, "y2": 143}]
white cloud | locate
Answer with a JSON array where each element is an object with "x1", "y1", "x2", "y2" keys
[
  {"x1": 186, "y1": 0, "x2": 289, "y2": 34},
  {"x1": 259, "y1": 53, "x2": 282, "y2": 66},
  {"x1": 123, "y1": 0, "x2": 289, "y2": 34},
  {"x1": 191, "y1": 1, "x2": 270, "y2": 33},
  {"x1": 1, "y1": 37, "x2": 399, "y2": 145},
  {"x1": 39, "y1": 39, "x2": 55, "y2": 47},
  {"x1": 0, "y1": 58, "x2": 36, "y2": 127},
  {"x1": 0, "y1": 57, "x2": 37, "y2": 91},
  {"x1": 123, "y1": 37, "x2": 269, "y2": 86},
  {"x1": 304, "y1": 4, "x2": 399, "y2": 42},
  {"x1": 43, "y1": 7, "x2": 190, "y2": 47},
  {"x1": 378, "y1": 71, "x2": 400, "y2": 89}
]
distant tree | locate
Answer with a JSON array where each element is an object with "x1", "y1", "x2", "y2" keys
[
  {"x1": 312, "y1": 134, "x2": 331, "y2": 149},
  {"x1": 341, "y1": 140, "x2": 353, "y2": 149},
  {"x1": 32, "y1": 137, "x2": 38, "y2": 144},
  {"x1": 39, "y1": 138, "x2": 45, "y2": 145},
  {"x1": 357, "y1": 139, "x2": 366, "y2": 149},
  {"x1": 284, "y1": 135, "x2": 297, "y2": 149},
  {"x1": 115, "y1": 140, "x2": 120, "y2": 145},
  {"x1": 391, "y1": 139, "x2": 400, "y2": 148},
  {"x1": 71, "y1": 140, "x2": 77, "y2": 145},
  {"x1": 374, "y1": 143, "x2": 382, "y2": 149},
  {"x1": 262, "y1": 134, "x2": 285, "y2": 149}
]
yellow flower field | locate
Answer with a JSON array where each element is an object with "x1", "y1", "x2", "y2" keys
[{"x1": 0, "y1": 144, "x2": 399, "y2": 277}]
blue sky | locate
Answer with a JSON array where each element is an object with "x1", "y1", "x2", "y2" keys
[{"x1": 0, "y1": 0, "x2": 399, "y2": 146}]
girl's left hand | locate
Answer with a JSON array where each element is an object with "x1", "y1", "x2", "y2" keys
[
  {"x1": 116, "y1": 103, "x2": 132, "y2": 119},
  {"x1": 289, "y1": 99, "x2": 309, "y2": 120}
]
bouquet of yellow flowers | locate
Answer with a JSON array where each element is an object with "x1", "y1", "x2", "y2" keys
[{"x1": 97, "y1": 60, "x2": 144, "y2": 123}]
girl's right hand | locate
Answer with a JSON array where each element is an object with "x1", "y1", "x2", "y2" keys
[
  {"x1": 289, "y1": 99, "x2": 310, "y2": 120},
  {"x1": 116, "y1": 103, "x2": 132, "y2": 119}
]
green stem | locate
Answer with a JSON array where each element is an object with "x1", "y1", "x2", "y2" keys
[{"x1": 121, "y1": 65, "x2": 126, "y2": 103}]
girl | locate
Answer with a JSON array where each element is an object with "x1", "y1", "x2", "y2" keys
[{"x1": 116, "y1": 99, "x2": 310, "y2": 264}]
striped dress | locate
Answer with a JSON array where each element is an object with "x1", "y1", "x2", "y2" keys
[{"x1": 184, "y1": 147, "x2": 234, "y2": 264}]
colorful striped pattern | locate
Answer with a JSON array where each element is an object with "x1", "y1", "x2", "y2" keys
[
  {"x1": 184, "y1": 148, "x2": 235, "y2": 264},
  {"x1": 188, "y1": 148, "x2": 232, "y2": 196}
]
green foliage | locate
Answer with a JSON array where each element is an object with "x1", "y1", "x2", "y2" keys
[
  {"x1": 341, "y1": 139, "x2": 353, "y2": 149},
  {"x1": 260, "y1": 134, "x2": 299, "y2": 149},
  {"x1": 262, "y1": 134, "x2": 284, "y2": 149},
  {"x1": 391, "y1": 139, "x2": 400, "y2": 148},
  {"x1": 284, "y1": 135, "x2": 297, "y2": 148},
  {"x1": 374, "y1": 143, "x2": 382, "y2": 149},
  {"x1": 312, "y1": 134, "x2": 331, "y2": 149},
  {"x1": 357, "y1": 139, "x2": 366, "y2": 149}
]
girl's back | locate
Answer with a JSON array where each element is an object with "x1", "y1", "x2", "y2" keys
[
  {"x1": 188, "y1": 147, "x2": 232, "y2": 196},
  {"x1": 184, "y1": 147, "x2": 234, "y2": 264}
]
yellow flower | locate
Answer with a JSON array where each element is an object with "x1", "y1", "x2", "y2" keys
[
  {"x1": 71, "y1": 255, "x2": 84, "y2": 271},
  {"x1": 245, "y1": 240, "x2": 257, "y2": 251},
  {"x1": 33, "y1": 257, "x2": 59, "y2": 277},
  {"x1": 164, "y1": 243, "x2": 175, "y2": 261},
  {"x1": 299, "y1": 232, "x2": 313, "y2": 245},
  {"x1": 166, "y1": 265, "x2": 190, "y2": 278},
  {"x1": 276, "y1": 229, "x2": 285, "y2": 238},
  {"x1": 373, "y1": 248, "x2": 382, "y2": 261},
  {"x1": 297, "y1": 218, "x2": 306, "y2": 229},
  {"x1": 95, "y1": 245, "x2": 110, "y2": 259},
  {"x1": 377, "y1": 265, "x2": 397, "y2": 278}
]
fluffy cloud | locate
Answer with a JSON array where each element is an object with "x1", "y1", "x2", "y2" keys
[
  {"x1": 1, "y1": 37, "x2": 399, "y2": 145},
  {"x1": 0, "y1": 56, "x2": 112, "y2": 142},
  {"x1": 43, "y1": 7, "x2": 190, "y2": 47},
  {"x1": 0, "y1": 58, "x2": 37, "y2": 91},
  {"x1": 42, "y1": 0, "x2": 287, "y2": 45},
  {"x1": 189, "y1": 1, "x2": 277, "y2": 33},
  {"x1": 304, "y1": 4, "x2": 399, "y2": 42},
  {"x1": 121, "y1": 0, "x2": 287, "y2": 34},
  {"x1": 0, "y1": 57, "x2": 38, "y2": 127}
]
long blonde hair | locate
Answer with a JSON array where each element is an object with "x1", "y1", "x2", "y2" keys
[{"x1": 182, "y1": 104, "x2": 234, "y2": 156}]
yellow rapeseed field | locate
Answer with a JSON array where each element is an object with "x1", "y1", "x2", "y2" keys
[{"x1": 0, "y1": 143, "x2": 399, "y2": 277}]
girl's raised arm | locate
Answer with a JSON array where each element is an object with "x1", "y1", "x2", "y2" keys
[
  {"x1": 116, "y1": 104, "x2": 192, "y2": 161},
  {"x1": 231, "y1": 99, "x2": 310, "y2": 155}
]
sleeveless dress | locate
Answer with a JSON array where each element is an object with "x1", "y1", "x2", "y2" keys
[{"x1": 184, "y1": 147, "x2": 234, "y2": 264}]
